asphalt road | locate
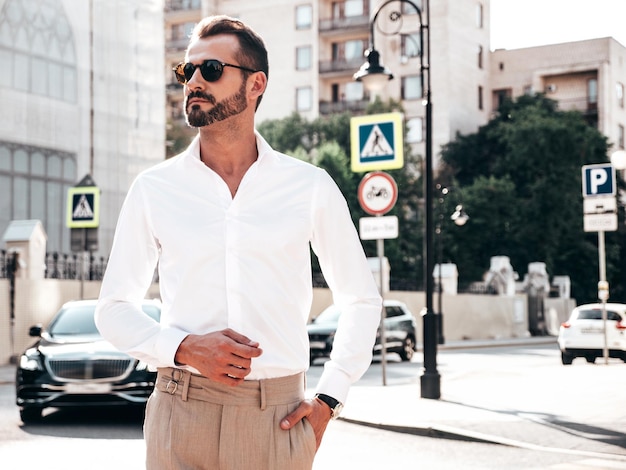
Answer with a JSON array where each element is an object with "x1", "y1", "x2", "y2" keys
[{"x1": 2, "y1": 342, "x2": 625, "y2": 469}]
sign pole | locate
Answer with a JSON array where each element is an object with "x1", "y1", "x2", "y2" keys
[
  {"x1": 598, "y1": 231, "x2": 609, "y2": 364},
  {"x1": 357, "y1": 171, "x2": 399, "y2": 386},
  {"x1": 377, "y1": 223, "x2": 387, "y2": 386},
  {"x1": 581, "y1": 163, "x2": 616, "y2": 366}
]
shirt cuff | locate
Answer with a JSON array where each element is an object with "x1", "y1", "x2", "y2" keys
[
  {"x1": 314, "y1": 363, "x2": 352, "y2": 404},
  {"x1": 156, "y1": 327, "x2": 192, "y2": 367}
]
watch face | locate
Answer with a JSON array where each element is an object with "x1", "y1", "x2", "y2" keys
[{"x1": 332, "y1": 402, "x2": 344, "y2": 419}]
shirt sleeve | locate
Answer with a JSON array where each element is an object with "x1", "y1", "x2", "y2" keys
[
  {"x1": 310, "y1": 170, "x2": 382, "y2": 404},
  {"x1": 94, "y1": 177, "x2": 188, "y2": 367}
]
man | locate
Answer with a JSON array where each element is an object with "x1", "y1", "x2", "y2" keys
[{"x1": 95, "y1": 15, "x2": 381, "y2": 470}]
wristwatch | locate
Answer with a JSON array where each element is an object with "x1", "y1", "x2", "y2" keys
[{"x1": 314, "y1": 393, "x2": 343, "y2": 419}]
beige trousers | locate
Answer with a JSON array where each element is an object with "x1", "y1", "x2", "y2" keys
[{"x1": 144, "y1": 368, "x2": 316, "y2": 470}]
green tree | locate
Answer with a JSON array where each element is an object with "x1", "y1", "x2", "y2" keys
[
  {"x1": 165, "y1": 120, "x2": 196, "y2": 158},
  {"x1": 440, "y1": 94, "x2": 621, "y2": 303}
]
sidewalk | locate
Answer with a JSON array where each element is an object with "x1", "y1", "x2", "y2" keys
[
  {"x1": 341, "y1": 337, "x2": 626, "y2": 461},
  {"x1": 4, "y1": 337, "x2": 626, "y2": 462}
]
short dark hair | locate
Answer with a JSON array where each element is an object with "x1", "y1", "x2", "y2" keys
[{"x1": 189, "y1": 15, "x2": 269, "y2": 109}]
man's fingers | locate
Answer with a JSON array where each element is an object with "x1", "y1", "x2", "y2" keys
[
  {"x1": 223, "y1": 328, "x2": 261, "y2": 348},
  {"x1": 222, "y1": 329, "x2": 263, "y2": 358},
  {"x1": 280, "y1": 401, "x2": 311, "y2": 430}
]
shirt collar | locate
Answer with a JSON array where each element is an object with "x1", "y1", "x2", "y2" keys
[{"x1": 185, "y1": 131, "x2": 278, "y2": 166}]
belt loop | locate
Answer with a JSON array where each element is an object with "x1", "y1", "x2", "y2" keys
[
  {"x1": 260, "y1": 379, "x2": 267, "y2": 411},
  {"x1": 181, "y1": 370, "x2": 191, "y2": 402}
]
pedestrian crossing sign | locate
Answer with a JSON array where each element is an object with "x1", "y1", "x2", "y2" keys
[
  {"x1": 66, "y1": 186, "x2": 100, "y2": 228},
  {"x1": 350, "y1": 112, "x2": 404, "y2": 172}
]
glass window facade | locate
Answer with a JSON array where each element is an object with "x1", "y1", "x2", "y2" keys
[
  {"x1": 0, "y1": 0, "x2": 77, "y2": 102},
  {"x1": 0, "y1": 142, "x2": 76, "y2": 253}
]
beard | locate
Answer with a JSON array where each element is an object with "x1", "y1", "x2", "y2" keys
[{"x1": 185, "y1": 80, "x2": 248, "y2": 128}]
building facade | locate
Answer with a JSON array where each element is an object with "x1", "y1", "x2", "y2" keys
[
  {"x1": 491, "y1": 37, "x2": 626, "y2": 152},
  {"x1": 0, "y1": 0, "x2": 165, "y2": 256},
  {"x1": 165, "y1": 0, "x2": 492, "y2": 166}
]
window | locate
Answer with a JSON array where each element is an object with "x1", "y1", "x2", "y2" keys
[
  {"x1": 477, "y1": 45, "x2": 483, "y2": 69},
  {"x1": 577, "y1": 309, "x2": 622, "y2": 321},
  {"x1": 295, "y1": 4, "x2": 312, "y2": 29},
  {"x1": 334, "y1": 0, "x2": 369, "y2": 18},
  {"x1": 588, "y1": 78, "x2": 598, "y2": 108},
  {"x1": 401, "y1": 75, "x2": 422, "y2": 100},
  {"x1": 0, "y1": 141, "x2": 76, "y2": 252},
  {"x1": 332, "y1": 39, "x2": 366, "y2": 61},
  {"x1": 493, "y1": 88, "x2": 512, "y2": 110},
  {"x1": 617, "y1": 82, "x2": 624, "y2": 108},
  {"x1": 476, "y1": 3, "x2": 484, "y2": 28},
  {"x1": 406, "y1": 117, "x2": 423, "y2": 143},
  {"x1": 166, "y1": 0, "x2": 201, "y2": 10},
  {"x1": 344, "y1": 0, "x2": 365, "y2": 17},
  {"x1": 171, "y1": 22, "x2": 195, "y2": 40},
  {"x1": 296, "y1": 87, "x2": 312, "y2": 111},
  {"x1": 0, "y1": 0, "x2": 77, "y2": 102},
  {"x1": 385, "y1": 306, "x2": 404, "y2": 319},
  {"x1": 619, "y1": 124, "x2": 625, "y2": 149},
  {"x1": 478, "y1": 86, "x2": 483, "y2": 110},
  {"x1": 401, "y1": 33, "x2": 421, "y2": 59},
  {"x1": 296, "y1": 46, "x2": 311, "y2": 70},
  {"x1": 344, "y1": 81, "x2": 363, "y2": 101}
]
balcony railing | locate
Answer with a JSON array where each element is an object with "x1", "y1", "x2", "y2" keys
[
  {"x1": 556, "y1": 97, "x2": 599, "y2": 116},
  {"x1": 319, "y1": 14, "x2": 370, "y2": 32},
  {"x1": 166, "y1": 38, "x2": 191, "y2": 52},
  {"x1": 319, "y1": 57, "x2": 365, "y2": 74},
  {"x1": 165, "y1": 0, "x2": 201, "y2": 12},
  {"x1": 319, "y1": 99, "x2": 369, "y2": 115}
]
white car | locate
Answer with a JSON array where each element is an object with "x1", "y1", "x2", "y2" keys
[{"x1": 558, "y1": 303, "x2": 626, "y2": 365}]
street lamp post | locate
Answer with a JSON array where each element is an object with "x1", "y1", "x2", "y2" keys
[
  {"x1": 435, "y1": 190, "x2": 469, "y2": 345},
  {"x1": 353, "y1": 0, "x2": 440, "y2": 399},
  {"x1": 435, "y1": 184, "x2": 448, "y2": 345}
]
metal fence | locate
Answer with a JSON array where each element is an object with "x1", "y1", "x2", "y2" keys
[
  {"x1": 0, "y1": 250, "x2": 108, "y2": 281},
  {"x1": 0, "y1": 250, "x2": 497, "y2": 294}
]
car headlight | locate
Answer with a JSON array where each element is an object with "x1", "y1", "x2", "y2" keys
[
  {"x1": 135, "y1": 360, "x2": 149, "y2": 371},
  {"x1": 19, "y1": 349, "x2": 43, "y2": 371}
]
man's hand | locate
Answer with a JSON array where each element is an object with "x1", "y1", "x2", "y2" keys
[
  {"x1": 280, "y1": 398, "x2": 332, "y2": 450},
  {"x1": 174, "y1": 328, "x2": 262, "y2": 386}
]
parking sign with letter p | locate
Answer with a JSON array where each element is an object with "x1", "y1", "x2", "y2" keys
[{"x1": 582, "y1": 164, "x2": 615, "y2": 197}]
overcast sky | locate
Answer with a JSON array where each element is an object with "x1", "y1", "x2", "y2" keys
[{"x1": 490, "y1": 0, "x2": 626, "y2": 50}]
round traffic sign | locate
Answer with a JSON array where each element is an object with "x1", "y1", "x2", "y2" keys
[{"x1": 358, "y1": 171, "x2": 398, "y2": 215}]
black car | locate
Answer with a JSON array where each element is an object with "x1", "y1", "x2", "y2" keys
[
  {"x1": 16, "y1": 299, "x2": 161, "y2": 423},
  {"x1": 307, "y1": 300, "x2": 418, "y2": 363}
]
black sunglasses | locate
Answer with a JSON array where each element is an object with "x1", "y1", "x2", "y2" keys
[{"x1": 173, "y1": 59, "x2": 259, "y2": 84}]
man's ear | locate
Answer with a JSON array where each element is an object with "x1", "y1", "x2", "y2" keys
[{"x1": 249, "y1": 71, "x2": 267, "y2": 100}]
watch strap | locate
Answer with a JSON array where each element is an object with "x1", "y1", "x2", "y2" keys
[{"x1": 314, "y1": 393, "x2": 343, "y2": 419}]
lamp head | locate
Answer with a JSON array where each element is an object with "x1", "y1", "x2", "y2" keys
[
  {"x1": 353, "y1": 48, "x2": 394, "y2": 93},
  {"x1": 611, "y1": 150, "x2": 626, "y2": 170},
  {"x1": 451, "y1": 205, "x2": 469, "y2": 226}
]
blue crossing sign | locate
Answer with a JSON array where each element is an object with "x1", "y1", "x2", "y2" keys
[
  {"x1": 350, "y1": 112, "x2": 404, "y2": 172},
  {"x1": 66, "y1": 183, "x2": 100, "y2": 228},
  {"x1": 582, "y1": 164, "x2": 615, "y2": 197}
]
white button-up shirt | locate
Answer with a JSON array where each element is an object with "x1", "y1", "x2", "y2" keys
[{"x1": 95, "y1": 132, "x2": 382, "y2": 403}]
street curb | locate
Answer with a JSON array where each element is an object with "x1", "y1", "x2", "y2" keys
[
  {"x1": 339, "y1": 417, "x2": 504, "y2": 444},
  {"x1": 340, "y1": 417, "x2": 626, "y2": 462},
  {"x1": 436, "y1": 336, "x2": 557, "y2": 351}
]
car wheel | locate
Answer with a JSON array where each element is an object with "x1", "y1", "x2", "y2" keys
[
  {"x1": 561, "y1": 351, "x2": 573, "y2": 365},
  {"x1": 399, "y1": 337, "x2": 415, "y2": 362},
  {"x1": 585, "y1": 355, "x2": 596, "y2": 364},
  {"x1": 20, "y1": 407, "x2": 43, "y2": 424}
]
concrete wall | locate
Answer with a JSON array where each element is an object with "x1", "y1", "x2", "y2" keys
[{"x1": 1, "y1": 281, "x2": 575, "y2": 365}]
